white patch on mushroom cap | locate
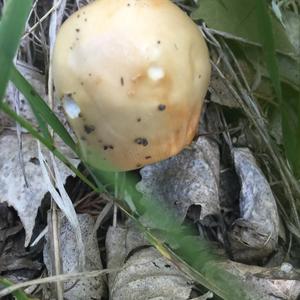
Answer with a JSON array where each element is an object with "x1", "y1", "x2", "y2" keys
[
  {"x1": 63, "y1": 95, "x2": 81, "y2": 119},
  {"x1": 147, "y1": 66, "x2": 165, "y2": 81}
]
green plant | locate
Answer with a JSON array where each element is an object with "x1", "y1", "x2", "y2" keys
[{"x1": 1, "y1": 0, "x2": 299, "y2": 299}]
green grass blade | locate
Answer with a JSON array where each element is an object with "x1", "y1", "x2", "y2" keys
[
  {"x1": 90, "y1": 170, "x2": 255, "y2": 300},
  {"x1": 255, "y1": 0, "x2": 282, "y2": 102},
  {"x1": 255, "y1": 1, "x2": 300, "y2": 178},
  {"x1": 10, "y1": 66, "x2": 78, "y2": 154},
  {"x1": 0, "y1": 99, "x2": 255, "y2": 299},
  {"x1": 0, "y1": 101, "x2": 98, "y2": 192},
  {"x1": 282, "y1": 88, "x2": 300, "y2": 178},
  {"x1": 0, "y1": 278, "x2": 33, "y2": 300},
  {"x1": 0, "y1": 0, "x2": 32, "y2": 102},
  {"x1": 30, "y1": 103, "x2": 53, "y2": 141}
]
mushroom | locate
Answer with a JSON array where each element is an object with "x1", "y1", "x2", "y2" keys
[{"x1": 52, "y1": 0, "x2": 211, "y2": 171}]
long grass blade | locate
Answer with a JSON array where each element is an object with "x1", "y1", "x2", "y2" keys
[
  {"x1": 93, "y1": 171, "x2": 256, "y2": 299},
  {"x1": 30, "y1": 103, "x2": 53, "y2": 141},
  {"x1": 0, "y1": 101, "x2": 98, "y2": 192},
  {"x1": 1, "y1": 99, "x2": 254, "y2": 298},
  {"x1": 255, "y1": 1, "x2": 300, "y2": 180},
  {"x1": 10, "y1": 66, "x2": 78, "y2": 154},
  {"x1": 0, "y1": 0, "x2": 32, "y2": 101},
  {"x1": 255, "y1": 0, "x2": 282, "y2": 102},
  {"x1": 0, "y1": 98, "x2": 255, "y2": 299}
]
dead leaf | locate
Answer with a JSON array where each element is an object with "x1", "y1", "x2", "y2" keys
[
  {"x1": 209, "y1": 69, "x2": 239, "y2": 108},
  {"x1": 136, "y1": 137, "x2": 220, "y2": 225},
  {"x1": 43, "y1": 213, "x2": 105, "y2": 300},
  {"x1": 0, "y1": 131, "x2": 79, "y2": 246},
  {"x1": 221, "y1": 260, "x2": 300, "y2": 300},
  {"x1": 106, "y1": 225, "x2": 193, "y2": 300},
  {"x1": 229, "y1": 148, "x2": 279, "y2": 262}
]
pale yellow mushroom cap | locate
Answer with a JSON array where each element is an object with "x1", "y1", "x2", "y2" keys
[{"x1": 52, "y1": 0, "x2": 211, "y2": 171}]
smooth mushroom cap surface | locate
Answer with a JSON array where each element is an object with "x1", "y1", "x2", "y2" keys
[{"x1": 52, "y1": 0, "x2": 211, "y2": 171}]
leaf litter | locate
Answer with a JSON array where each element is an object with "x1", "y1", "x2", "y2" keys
[
  {"x1": 0, "y1": 131, "x2": 79, "y2": 246},
  {"x1": 43, "y1": 213, "x2": 105, "y2": 300},
  {"x1": 0, "y1": 0, "x2": 300, "y2": 299}
]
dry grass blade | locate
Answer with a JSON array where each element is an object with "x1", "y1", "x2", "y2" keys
[
  {"x1": 48, "y1": 206, "x2": 64, "y2": 300},
  {"x1": 0, "y1": 269, "x2": 119, "y2": 298},
  {"x1": 202, "y1": 26, "x2": 300, "y2": 236},
  {"x1": 38, "y1": 143, "x2": 85, "y2": 270}
]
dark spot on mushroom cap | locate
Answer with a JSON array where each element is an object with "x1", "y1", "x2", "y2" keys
[
  {"x1": 145, "y1": 156, "x2": 151, "y2": 159},
  {"x1": 77, "y1": 14, "x2": 80, "y2": 18},
  {"x1": 134, "y1": 138, "x2": 148, "y2": 146},
  {"x1": 158, "y1": 104, "x2": 166, "y2": 111},
  {"x1": 84, "y1": 125, "x2": 95, "y2": 134},
  {"x1": 76, "y1": 28, "x2": 80, "y2": 32},
  {"x1": 157, "y1": 40, "x2": 161, "y2": 44},
  {"x1": 103, "y1": 145, "x2": 114, "y2": 150},
  {"x1": 137, "y1": 118, "x2": 142, "y2": 122},
  {"x1": 89, "y1": 73, "x2": 92, "y2": 76},
  {"x1": 120, "y1": 77, "x2": 124, "y2": 86},
  {"x1": 84, "y1": 18, "x2": 87, "y2": 22}
]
